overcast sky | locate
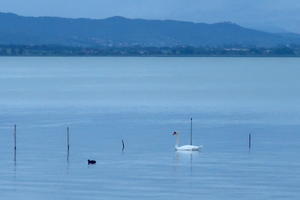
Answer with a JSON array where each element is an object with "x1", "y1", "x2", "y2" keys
[{"x1": 0, "y1": 0, "x2": 299, "y2": 33}]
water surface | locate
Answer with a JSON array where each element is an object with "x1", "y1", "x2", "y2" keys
[{"x1": 0, "y1": 57, "x2": 300, "y2": 200}]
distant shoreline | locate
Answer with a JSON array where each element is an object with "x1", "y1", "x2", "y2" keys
[
  {"x1": 0, "y1": 45, "x2": 299, "y2": 57},
  {"x1": 1, "y1": 55, "x2": 299, "y2": 58}
]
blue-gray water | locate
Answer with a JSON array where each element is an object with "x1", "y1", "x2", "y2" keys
[{"x1": 0, "y1": 57, "x2": 300, "y2": 200}]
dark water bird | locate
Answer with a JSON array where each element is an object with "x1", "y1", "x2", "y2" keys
[{"x1": 88, "y1": 160, "x2": 96, "y2": 165}]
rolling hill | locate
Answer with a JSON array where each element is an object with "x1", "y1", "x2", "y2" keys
[{"x1": 0, "y1": 12, "x2": 300, "y2": 47}]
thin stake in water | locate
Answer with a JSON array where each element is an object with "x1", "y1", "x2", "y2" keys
[
  {"x1": 67, "y1": 127, "x2": 70, "y2": 151},
  {"x1": 122, "y1": 139, "x2": 125, "y2": 151},
  {"x1": 14, "y1": 124, "x2": 16, "y2": 150},
  {"x1": 190, "y1": 118, "x2": 193, "y2": 145},
  {"x1": 67, "y1": 127, "x2": 70, "y2": 161},
  {"x1": 14, "y1": 124, "x2": 16, "y2": 161},
  {"x1": 249, "y1": 133, "x2": 252, "y2": 150}
]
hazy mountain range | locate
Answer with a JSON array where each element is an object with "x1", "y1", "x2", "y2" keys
[{"x1": 0, "y1": 12, "x2": 300, "y2": 47}]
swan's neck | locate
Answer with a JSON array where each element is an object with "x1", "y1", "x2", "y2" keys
[{"x1": 175, "y1": 134, "x2": 180, "y2": 147}]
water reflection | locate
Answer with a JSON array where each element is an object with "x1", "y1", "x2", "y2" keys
[
  {"x1": 13, "y1": 149, "x2": 16, "y2": 163},
  {"x1": 175, "y1": 151, "x2": 200, "y2": 174},
  {"x1": 67, "y1": 149, "x2": 70, "y2": 162}
]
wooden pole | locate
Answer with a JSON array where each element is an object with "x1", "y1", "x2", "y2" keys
[
  {"x1": 67, "y1": 127, "x2": 70, "y2": 152},
  {"x1": 190, "y1": 118, "x2": 193, "y2": 145},
  {"x1": 122, "y1": 139, "x2": 125, "y2": 151},
  {"x1": 67, "y1": 127, "x2": 70, "y2": 161},
  {"x1": 249, "y1": 133, "x2": 252, "y2": 150},
  {"x1": 14, "y1": 124, "x2": 16, "y2": 161},
  {"x1": 14, "y1": 125, "x2": 16, "y2": 150}
]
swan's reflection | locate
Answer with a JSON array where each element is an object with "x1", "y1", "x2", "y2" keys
[{"x1": 174, "y1": 151, "x2": 199, "y2": 174}]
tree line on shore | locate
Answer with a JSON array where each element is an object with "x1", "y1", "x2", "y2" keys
[{"x1": 0, "y1": 45, "x2": 299, "y2": 57}]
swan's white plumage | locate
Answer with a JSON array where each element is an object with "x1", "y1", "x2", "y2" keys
[
  {"x1": 173, "y1": 131, "x2": 202, "y2": 151},
  {"x1": 175, "y1": 145, "x2": 202, "y2": 151}
]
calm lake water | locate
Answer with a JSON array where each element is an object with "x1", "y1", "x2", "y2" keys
[{"x1": 0, "y1": 57, "x2": 300, "y2": 200}]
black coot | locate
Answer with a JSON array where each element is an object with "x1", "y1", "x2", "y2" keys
[{"x1": 88, "y1": 160, "x2": 96, "y2": 165}]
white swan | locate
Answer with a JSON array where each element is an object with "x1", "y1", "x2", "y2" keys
[{"x1": 173, "y1": 131, "x2": 202, "y2": 151}]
